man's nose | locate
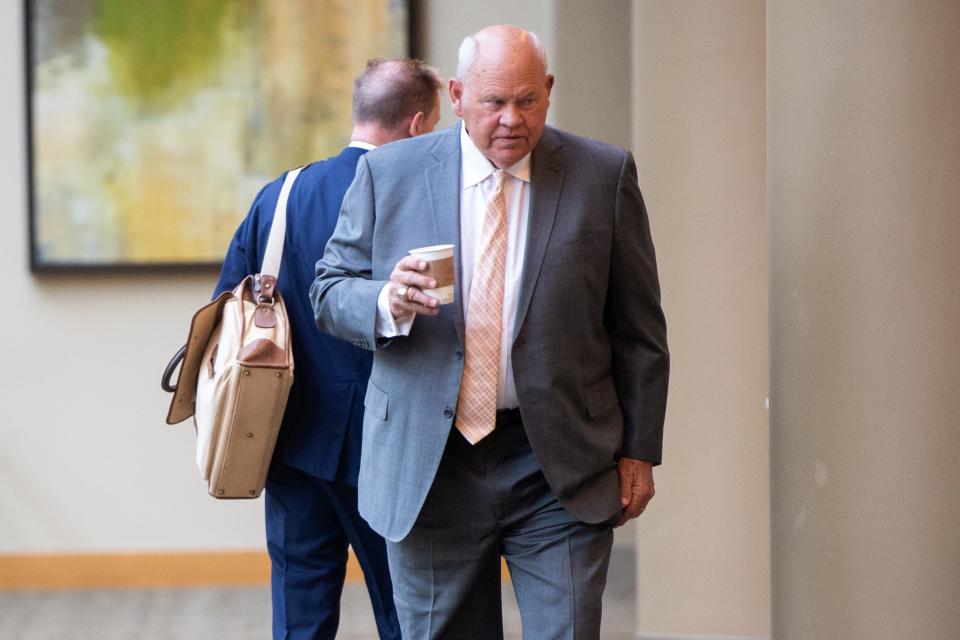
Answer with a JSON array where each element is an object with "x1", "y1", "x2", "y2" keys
[{"x1": 499, "y1": 103, "x2": 523, "y2": 128}]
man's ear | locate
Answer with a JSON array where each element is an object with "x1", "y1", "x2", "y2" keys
[
  {"x1": 449, "y1": 78, "x2": 464, "y2": 117},
  {"x1": 408, "y1": 111, "x2": 425, "y2": 137}
]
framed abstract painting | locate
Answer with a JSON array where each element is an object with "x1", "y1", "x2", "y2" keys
[{"x1": 25, "y1": 0, "x2": 411, "y2": 270}]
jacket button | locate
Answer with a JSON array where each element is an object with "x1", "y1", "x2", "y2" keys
[
  {"x1": 443, "y1": 407, "x2": 454, "y2": 419},
  {"x1": 455, "y1": 350, "x2": 463, "y2": 360}
]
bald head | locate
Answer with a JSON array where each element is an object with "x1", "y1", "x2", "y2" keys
[{"x1": 456, "y1": 25, "x2": 548, "y2": 87}]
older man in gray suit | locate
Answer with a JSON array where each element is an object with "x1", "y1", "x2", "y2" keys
[{"x1": 311, "y1": 24, "x2": 669, "y2": 639}]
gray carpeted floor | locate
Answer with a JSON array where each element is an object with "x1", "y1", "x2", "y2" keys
[{"x1": 0, "y1": 551, "x2": 635, "y2": 639}]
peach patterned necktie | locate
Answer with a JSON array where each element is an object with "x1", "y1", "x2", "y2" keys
[{"x1": 456, "y1": 169, "x2": 508, "y2": 444}]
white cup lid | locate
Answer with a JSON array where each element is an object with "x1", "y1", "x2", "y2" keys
[{"x1": 409, "y1": 244, "x2": 454, "y2": 254}]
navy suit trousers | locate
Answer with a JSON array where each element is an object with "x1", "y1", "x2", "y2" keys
[{"x1": 266, "y1": 464, "x2": 401, "y2": 640}]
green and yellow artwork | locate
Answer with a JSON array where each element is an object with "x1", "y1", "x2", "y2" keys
[{"x1": 27, "y1": 0, "x2": 408, "y2": 269}]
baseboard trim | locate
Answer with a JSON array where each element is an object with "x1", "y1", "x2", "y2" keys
[
  {"x1": 0, "y1": 550, "x2": 363, "y2": 590},
  {"x1": 636, "y1": 633, "x2": 769, "y2": 640}
]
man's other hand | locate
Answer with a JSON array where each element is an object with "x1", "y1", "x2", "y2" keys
[{"x1": 616, "y1": 457, "x2": 655, "y2": 526}]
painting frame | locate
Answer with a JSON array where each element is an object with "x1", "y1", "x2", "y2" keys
[{"x1": 25, "y1": 0, "x2": 417, "y2": 273}]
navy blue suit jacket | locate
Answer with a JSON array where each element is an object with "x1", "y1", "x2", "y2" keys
[{"x1": 215, "y1": 146, "x2": 372, "y2": 485}]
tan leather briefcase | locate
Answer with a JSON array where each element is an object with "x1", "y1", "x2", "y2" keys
[{"x1": 162, "y1": 167, "x2": 301, "y2": 498}]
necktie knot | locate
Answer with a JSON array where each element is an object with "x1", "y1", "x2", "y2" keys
[{"x1": 492, "y1": 169, "x2": 507, "y2": 191}]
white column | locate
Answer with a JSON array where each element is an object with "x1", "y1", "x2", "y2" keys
[
  {"x1": 768, "y1": 1, "x2": 960, "y2": 638},
  {"x1": 632, "y1": 2, "x2": 770, "y2": 638}
]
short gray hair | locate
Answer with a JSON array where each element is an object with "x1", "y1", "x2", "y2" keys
[{"x1": 455, "y1": 29, "x2": 548, "y2": 84}]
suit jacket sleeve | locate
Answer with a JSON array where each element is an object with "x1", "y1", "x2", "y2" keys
[
  {"x1": 310, "y1": 155, "x2": 386, "y2": 351},
  {"x1": 608, "y1": 151, "x2": 670, "y2": 464}
]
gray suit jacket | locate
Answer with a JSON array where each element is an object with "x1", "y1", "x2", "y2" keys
[{"x1": 311, "y1": 123, "x2": 669, "y2": 542}]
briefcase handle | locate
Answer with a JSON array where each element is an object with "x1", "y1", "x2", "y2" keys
[{"x1": 161, "y1": 345, "x2": 187, "y2": 393}]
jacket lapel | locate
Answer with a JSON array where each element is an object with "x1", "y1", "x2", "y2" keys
[
  {"x1": 513, "y1": 129, "x2": 565, "y2": 341},
  {"x1": 424, "y1": 125, "x2": 466, "y2": 343}
]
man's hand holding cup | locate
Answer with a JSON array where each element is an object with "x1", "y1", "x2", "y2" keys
[
  {"x1": 389, "y1": 244, "x2": 456, "y2": 319},
  {"x1": 390, "y1": 257, "x2": 440, "y2": 318}
]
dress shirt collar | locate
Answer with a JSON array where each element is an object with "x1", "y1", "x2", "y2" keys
[
  {"x1": 348, "y1": 140, "x2": 377, "y2": 151},
  {"x1": 459, "y1": 124, "x2": 531, "y2": 188}
]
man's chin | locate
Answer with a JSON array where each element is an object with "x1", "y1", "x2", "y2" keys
[{"x1": 490, "y1": 142, "x2": 529, "y2": 166}]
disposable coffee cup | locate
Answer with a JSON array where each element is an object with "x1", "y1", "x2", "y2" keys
[{"x1": 409, "y1": 244, "x2": 455, "y2": 305}]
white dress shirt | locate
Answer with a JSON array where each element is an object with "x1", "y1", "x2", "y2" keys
[
  {"x1": 376, "y1": 125, "x2": 531, "y2": 409},
  {"x1": 348, "y1": 140, "x2": 377, "y2": 151}
]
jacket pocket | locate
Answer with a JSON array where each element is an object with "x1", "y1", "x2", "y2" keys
[
  {"x1": 583, "y1": 377, "x2": 619, "y2": 418},
  {"x1": 364, "y1": 381, "x2": 388, "y2": 421},
  {"x1": 559, "y1": 230, "x2": 607, "y2": 265}
]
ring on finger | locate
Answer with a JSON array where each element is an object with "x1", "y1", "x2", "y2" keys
[{"x1": 395, "y1": 285, "x2": 409, "y2": 301}]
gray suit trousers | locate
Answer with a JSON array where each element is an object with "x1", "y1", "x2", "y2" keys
[{"x1": 386, "y1": 412, "x2": 615, "y2": 640}]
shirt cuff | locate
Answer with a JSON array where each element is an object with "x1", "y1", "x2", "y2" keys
[{"x1": 375, "y1": 283, "x2": 416, "y2": 338}]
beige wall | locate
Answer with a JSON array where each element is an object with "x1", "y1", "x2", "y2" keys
[
  {"x1": 0, "y1": 0, "x2": 260, "y2": 553},
  {"x1": 768, "y1": 1, "x2": 960, "y2": 638},
  {"x1": 633, "y1": 1, "x2": 771, "y2": 638},
  {"x1": 552, "y1": 0, "x2": 633, "y2": 149}
]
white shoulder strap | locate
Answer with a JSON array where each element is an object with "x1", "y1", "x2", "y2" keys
[{"x1": 260, "y1": 166, "x2": 304, "y2": 279}]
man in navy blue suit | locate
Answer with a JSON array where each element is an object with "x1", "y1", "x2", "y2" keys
[{"x1": 214, "y1": 57, "x2": 442, "y2": 640}]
